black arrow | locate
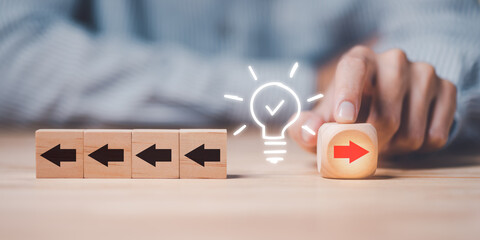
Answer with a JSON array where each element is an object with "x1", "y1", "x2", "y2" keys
[
  {"x1": 89, "y1": 144, "x2": 124, "y2": 167},
  {"x1": 185, "y1": 144, "x2": 220, "y2": 167},
  {"x1": 136, "y1": 144, "x2": 172, "y2": 167},
  {"x1": 41, "y1": 144, "x2": 76, "y2": 167}
]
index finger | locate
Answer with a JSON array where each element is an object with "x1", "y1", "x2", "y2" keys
[{"x1": 334, "y1": 46, "x2": 376, "y2": 123}]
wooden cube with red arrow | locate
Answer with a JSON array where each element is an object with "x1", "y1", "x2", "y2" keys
[{"x1": 317, "y1": 123, "x2": 378, "y2": 179}]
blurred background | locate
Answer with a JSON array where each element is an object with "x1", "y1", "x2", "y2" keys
[{"x1": 0, "y1": 0, "x2": 479, "y2": 145}]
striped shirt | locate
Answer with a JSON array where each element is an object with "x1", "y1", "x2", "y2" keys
[{"x1": 0, "y1": 0, "x2": 479, "y2": 147}]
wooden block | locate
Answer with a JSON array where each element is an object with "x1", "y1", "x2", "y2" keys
[
  {"x1": 180, "y1": 129, "x2": 227, "y2": 179},
  {"x1": 317, "y1": 123, "x2": 378, "y2": 179},
  {"x1": 84, "y1": 130, "x2": 132, "y2": 178},
  {"x1": 132, "y1": 130, "x2": 179, "y2": 178},
  {"x1": 36, "y1": 129, "x2": 84, "y2": 178}
]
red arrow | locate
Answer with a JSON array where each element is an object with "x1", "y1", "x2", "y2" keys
[{"x1": 334, "y1": 141, "x2": 369, "y2": 163}]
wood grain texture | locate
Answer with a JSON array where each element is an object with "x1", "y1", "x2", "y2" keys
[
  {"x1": 180, "y1": 129, "x2": 227, "y2": 179},
  {"x1": 1, "y1": 129, "x2": 479, "y2": 240},
  {"x1": 132, "y1": 129, "x2": 179, "y2": 178},
  {"x1": 36, "y1": 129, "x2": 83, "y2": 178},
  {"x1": 318, "y1": 123, "x2": 378, "y2": 179},
  {"x1": 84, "y1": 130, "x2": 132, "y2": 178}
]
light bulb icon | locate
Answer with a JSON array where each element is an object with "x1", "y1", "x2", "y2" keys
[
  {"x1": 250, "y1": 82, "x2": 301, "y2": 140},
  {"x1": 224, "y1": 62, "x2": 324, "y2": 164}
]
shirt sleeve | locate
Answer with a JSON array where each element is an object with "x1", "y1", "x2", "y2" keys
[
  {"x1": 372, "y1": 0, "x2": 480, "y2": 147},
  {"x1": 0, "y1": 0, "x2": 317, "y2": 127}
]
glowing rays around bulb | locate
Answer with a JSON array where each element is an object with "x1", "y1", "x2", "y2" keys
[
  {"x1": 233, "y1": 125, "x2": 247, "y2": 136},
  {"x1": 224, "y1": 94, "x2": 244, "y2": 101},
  {"x1": 301, "y1": 125, "x2": 316, "y2": 136},
  {"x1": 289, "y1": 62, "x2": 299, "y2": 78},
  {"x1": 307, "y1": 93, "x2": 324, "y2": 102},
  {"x1": 223, "y1": 62, "x2": 324, "y2": 164},
  {"x1": 248, "y1": 65, "x2": 258, "y2": 81}
]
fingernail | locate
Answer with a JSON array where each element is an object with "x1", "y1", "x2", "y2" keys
[
  {"x1": 302, "y1": 120, "x2": 315, "y2": 142},
  {"x1": 337, "y1": 101, "x2": 355, "y2": 122}
]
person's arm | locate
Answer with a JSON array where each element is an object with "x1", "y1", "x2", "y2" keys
[
  {"x1": 289, "y1": 0, "x2": 480, "y2": 153},
  {"x1": 0, "y1": 0, "x2": 316, "y2": 127}
]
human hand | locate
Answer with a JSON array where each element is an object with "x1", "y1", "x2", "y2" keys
[{"x1": 288, "y1": 46, "x2": 457, "y2": 155}]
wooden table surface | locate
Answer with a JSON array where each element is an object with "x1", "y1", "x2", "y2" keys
[{"x1": 0, "y1": 129, "x2": 479, "y2": 240}]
